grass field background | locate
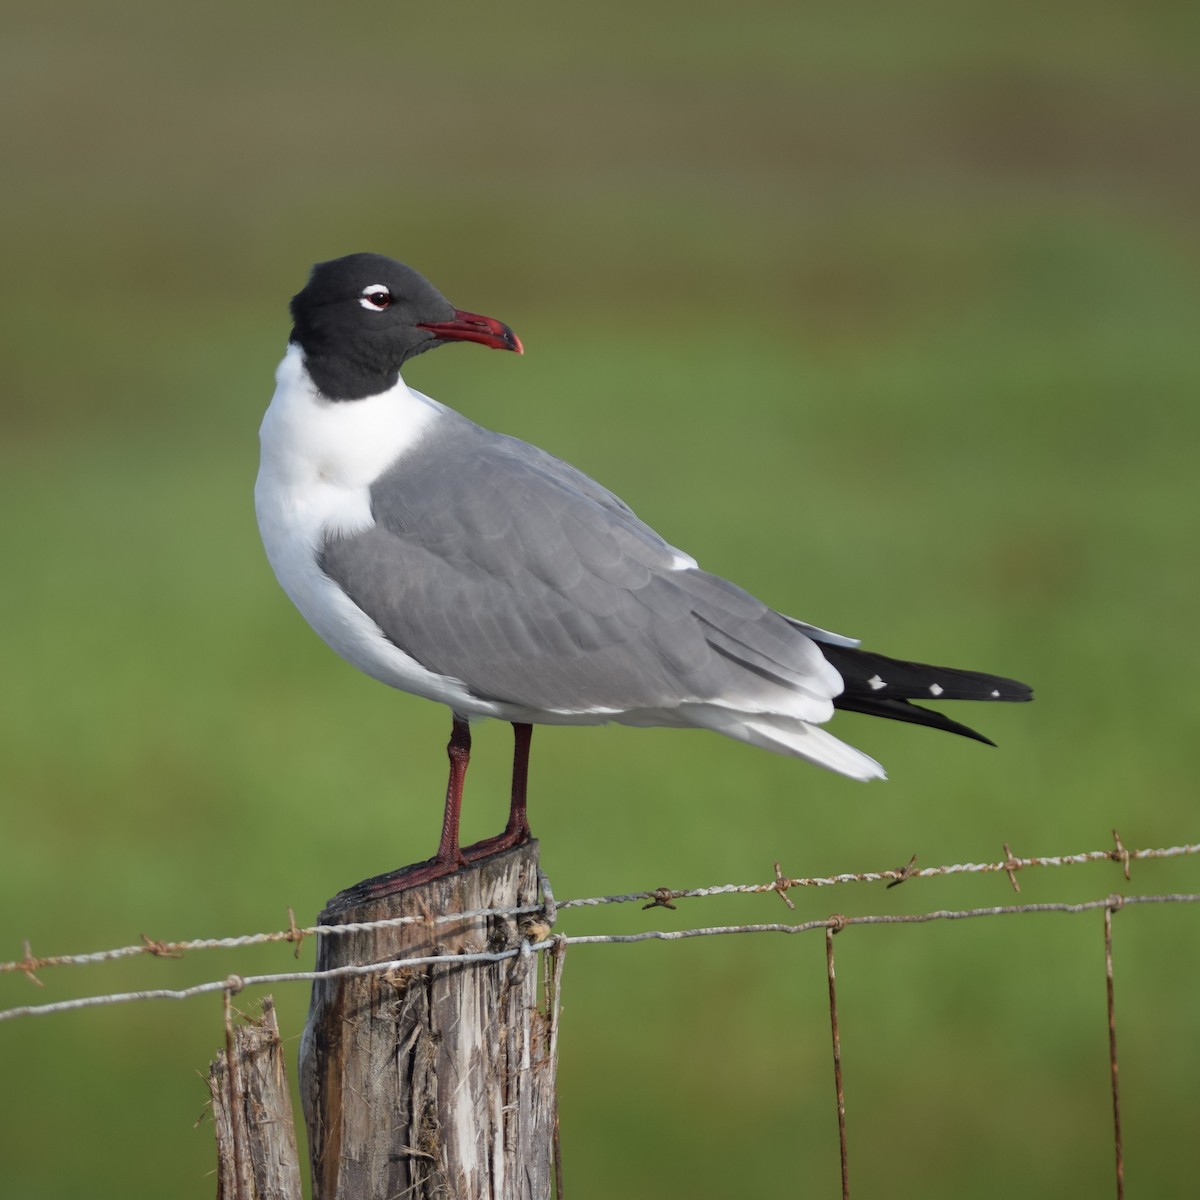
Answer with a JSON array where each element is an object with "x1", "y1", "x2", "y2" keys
[{"x1": 2, "y1": 3, "x2": 1199, "y2": 1196}]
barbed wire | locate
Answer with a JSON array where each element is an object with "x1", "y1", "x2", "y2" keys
[
  {"x1": 2, "y1": 888, "x2": 1197, "y2": 1023},
  {"x1": 5, "y1": 832, "x2": 1197, "y2": 1199},
  {"x1": 4, "y1": 832, "x2": 1194, "y2": 990}
]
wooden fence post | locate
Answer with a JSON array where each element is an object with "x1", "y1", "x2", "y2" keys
[
  {"x1": 298, "y1": 840, "x2": 562, "y2": 1200},
  {"x1": 208, "y1": 996, "x2": 304, "y2": 1200}
]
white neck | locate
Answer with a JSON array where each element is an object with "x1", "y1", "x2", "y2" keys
[
  {"x1": 256, "y1": 343, "x2": 443, "y2": 500},
  {"x1": 253, "y1": 344, "x2": 489, "y2": 714}
]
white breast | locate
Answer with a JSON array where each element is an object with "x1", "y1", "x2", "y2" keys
[{"x1": 254, "y1": 344, "x2": 503, "y2": 716}]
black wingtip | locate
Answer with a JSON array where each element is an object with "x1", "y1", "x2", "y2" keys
[
  {"x1": 834, "y1": 693, "x2": 1000, "y2": 745},
  {"x1": 821, "y1": 644, "x2": 1033, "y2": 705}
]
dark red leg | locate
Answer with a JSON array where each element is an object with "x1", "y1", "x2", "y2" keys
[
  {"x1": 506, "y1": 722, "x2": 533, "y2": 843},
  {"x1": 462, "y1": 722, "x2": 535, "y2": 861},
  {"x1": 351, "y1": 718, "x2": 532, "y2": 902},
  {"x1": 433, "y1": 716, "x2": 473, "y2": 865},
  {"x1": 356, "y1": 715, "x2": 473, "y2": 898}
]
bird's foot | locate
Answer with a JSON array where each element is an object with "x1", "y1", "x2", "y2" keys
[
  {"x1": 336, "y1": 851, "x2": 471, "y2": 904},
  {"x1": 461, "y1": 823, "x2": 533, "y2": 863}
]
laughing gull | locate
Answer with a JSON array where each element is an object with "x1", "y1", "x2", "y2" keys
[{"x1": 255, "y1": 253, "x2": 1032, "y2": 889}]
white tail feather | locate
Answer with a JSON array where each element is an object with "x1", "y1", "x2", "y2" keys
[{"x1": 686, "y1": 707, "x2": 886, "y2": 781}]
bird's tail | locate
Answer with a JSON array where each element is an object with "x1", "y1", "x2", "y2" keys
[
  {"x1": 685, "y1": 704, "x2": 888, "y2": 781},
  {"x1": 817, "y1": 643, "x2": 1033, "y2": 746}
]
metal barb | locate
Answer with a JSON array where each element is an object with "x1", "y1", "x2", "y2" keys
[
  {"x1": 1002, "y1": 843, "x2": 1022, "y2": 893},
  {"x1": 285, "y1": 907, "x2": 307, "y2": 959},
  {"x1": 642, "y1": 888, "x2": 677, "y2": 911},
  {"x1": 886, "y1": 855, "x2": 919, "y2": 890},
  {"x1": 18, "y1": 939, "x2": 43, "y2": 988},
  {"x1": 140, "y1": 934, "x2": 183, "y2": 959},
  {"x1": 1111, "y1": 830, "x2": 1132, "y2": 882},
  {"x1": 772, "y1": 861, "x2": 796, "y2": 909}
]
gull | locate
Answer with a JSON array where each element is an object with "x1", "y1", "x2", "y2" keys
[{"x1": 255, "y1": 253, "x2": 1032, "y2": 890}]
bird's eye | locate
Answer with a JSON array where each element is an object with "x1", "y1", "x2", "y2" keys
[{"x1": 359, "y1": 285, "x2": 392, "y2": 311}]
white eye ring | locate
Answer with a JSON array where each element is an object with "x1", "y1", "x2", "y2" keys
[{"x1": 359, "y1": 285, "x2": 392, "y2": 311}]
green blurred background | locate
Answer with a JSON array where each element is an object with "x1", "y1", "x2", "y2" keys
[{"x1": 3, "y1": 2, "x2": 1198, "y2": 1196}]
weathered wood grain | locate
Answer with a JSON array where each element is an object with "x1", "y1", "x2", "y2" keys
[
  {"x1": 208, "y1": 996, "x2": 303, "y2": 1200},
  {"x1": 299, "y1": 841, "x2": 562, "y2": 1200}
]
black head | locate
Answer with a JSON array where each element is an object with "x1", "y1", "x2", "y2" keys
[{"x1": 288, "y1": 253, "x2": 522, "y2": 401}]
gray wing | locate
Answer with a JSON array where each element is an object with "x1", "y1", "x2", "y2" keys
[{"x1": 320, "y1": 414, "x2": 838, "y2": 716}]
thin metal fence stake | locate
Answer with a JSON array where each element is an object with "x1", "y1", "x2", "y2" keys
[
  {"x1": 1105, "y1": 900, "x2": 1124, "y2": 1200},
  {"x1": 826, "y1": 920, "x2": 850, "y2": 1200}
]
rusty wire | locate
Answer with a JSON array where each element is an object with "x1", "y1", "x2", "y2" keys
[
  {"x1": 808, "y1": 894, "x2": 1141, "y2": 1200},
  {"x1": 2, "y1": 842, "x2": 1192, "y2": 1200},
  {"x1": 2, "y1": 890, "x2": 1197, "y2": 1023},
  {"x1": 3, "y1": 832, "x2": 1194, "y2": 983}
]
